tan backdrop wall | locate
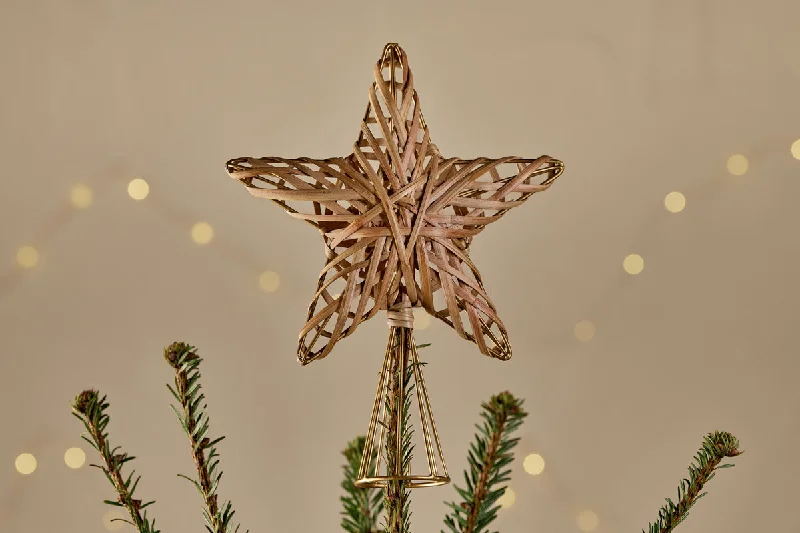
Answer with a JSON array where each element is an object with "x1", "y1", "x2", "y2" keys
[{"x1": 1, "y1": 1, "x2": 798, "y2": 532}]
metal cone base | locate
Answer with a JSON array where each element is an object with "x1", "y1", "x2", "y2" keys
[{"x1": 354, "y1": 326, "x2": 450, "y2": 488}]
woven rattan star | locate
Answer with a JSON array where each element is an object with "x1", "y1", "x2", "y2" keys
[{"x1": 226, "y1": 43, "x2": 564, "y2": 365}]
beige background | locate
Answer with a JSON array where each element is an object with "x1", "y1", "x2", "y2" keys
[{"x1": 1, "y1": 0, "x2": 799, "y2": 531}]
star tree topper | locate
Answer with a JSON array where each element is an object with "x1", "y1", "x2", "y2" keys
[{"x1": 226, "y1": 43, "x2": 564, "y2": 365}]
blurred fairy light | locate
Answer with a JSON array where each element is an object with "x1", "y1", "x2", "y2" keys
[
  {"x1": 0, "y1": 140, "x2": 789, "y2": 448},
  {"x1": 128, "y1": 178, "x2": 150, "y2": 200},
  {"x1": 258, "y1": 270, "x2": 280, "y2": 292},
  {"x1": 726, "y1": 154, "x2": 749, "y2": 175},
  {"x1": 191, "y1": 222, "x2": 214, "y2": 244},
  {"x1": 664, "y1": 191, "x2": 686, "y2": 213},
  {"x1": 577, "y1": 510, "x2": 599, "y2": 532},
  {"x1": 523, "y1": 453, "x2": 545, "y2": 475},
  {"x1": 498, "y1": 486, "x2": 516, "y2": 509},
  {"x1": 0, "y1": 103, "x2": 782, "y2": 533},
  {"x1": 623, "y1": 254, "x2": 644, "y2": 275},
  {"x1": 574, "y1": 320, "x2": 595, "y2": 342},
  {"x1": 70, "y1": 184, "x2": 94, "y2": 209},
  {"x1": 64, "y1": 447, "x2": 86, "y2": 469},
  {"x1": 15, "y1": 246, "x2": 39, "y2": 268},
  {"x1": 14, "y1": 453, "x2": 37, "y2": 475},
  {"x1": 413, "y1": 307, "x2": 431, "y2": 330},
  {"x1": 792, "y1": 139, "x2": 800, "y2": 160}
]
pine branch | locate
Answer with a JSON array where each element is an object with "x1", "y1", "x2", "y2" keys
[
  {"x1": 442, "y1": 391, "x2": 527, "y2": 533},
  {"x1": 70, "y1": 389, "x2": 161, "y2": 533},
  {"x1": 643, "y1": 431, "x2": 743, "y2": 533},
  {"x1": 383, "y1": 329, "x2": 417, "y2": 533},
  {"x1": 164, "y1": 342, "x2": 246, "y2": 533},
  {"x1": 340, "y1": 436, "x2": 385, "y2": 533}
]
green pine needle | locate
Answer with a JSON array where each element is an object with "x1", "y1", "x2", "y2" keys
[
  {"x1": 70, "y1": 389, "x2": 161, "y2": 533},
  {"x1": 71, "y1": 340, "x2": 743, "y2": 533},
  {"x1": 164, "y1": 342, "x2": 247, "y2": 533},
  {"x1": 442, "y1": 391, "x2": 528, "y2": 533},
  {"x1": 340, "y1": 436, "x2": 384, "y2": 533},
  {"x1": 643, "y1": 430, "x2": 743, "y2": 533}
]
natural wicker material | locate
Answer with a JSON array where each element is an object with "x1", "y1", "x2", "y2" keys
[{"x1": 226, "y1": 43, "x2": 564, "y2": 365}]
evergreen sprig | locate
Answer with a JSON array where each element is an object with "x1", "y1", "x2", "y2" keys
[
  {"x1": 164, "y1": 342, "x2": 246, "y2": 533},
  {"x1": 69, "y1": 340, "x2": 744, "y2": 533},
  {"x1": 70, "y1": 389, "x2": 161, "y2": 533},
  {"x1": 643, "y1": 430, "x2": 743, "y2": 533},
  {"x1": 340, "y1": 436, "x2": 384, "y2": 533},
  {"x1": 442, "y1": 391, "x2": 528, "y2": 533}
]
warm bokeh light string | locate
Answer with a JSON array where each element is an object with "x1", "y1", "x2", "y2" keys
[
  {"x1": 2, "y1": 137, "x2": 797, "y2": 530},
  {"x1": 0, "y1": 165, "x2": 279, "y2": 299},
  {"x1": 138, "y1": 185, "x2": 276, "y2": 284},
  {"x1": 3, "y1": 138, "x2": 797, "y2": 316},
  {"x1": 13, "y1": 453, "x2": 37, "y2": 475},
  {"x1": 0, "y1": 429, "x2": 66, "y2": 529},
  {"x1": 495, "y1": 449, "x2": 602, "y2": 531},
  {"x1": 564, "y1": 135, "x2": 796, "y2": 348},
  {"x1": 0, "y1": 161, "x2": 126, "y2": 299},
  {"x1": 64, "y1": 447, "x2": 86, "y2": 469},
  {"x1": 491, "y1": 136, "x2": 794, "y2": 530},
  {"x1": 9, "y1": 445, "x2": 121, "y2": 532},
  {"x1": 523, "y1": 453, "x2": 546, "y2": 476}
]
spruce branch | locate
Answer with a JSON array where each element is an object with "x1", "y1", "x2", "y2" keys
[
  {"x1": 340, "y1": 436, "x2": 384, "y2": 533},
  {"x1": 70, "y1": 389, "x2": 161, "y2": 533},
  {"x1": 643, "y1": 430, "x2": 743, "y2": 533},
  {"x1": 164, "y1": 342, "x2": 246, "y2": 533},
  {"x1": 442, "y1": 391, "x2": 527, "y2": 533}
]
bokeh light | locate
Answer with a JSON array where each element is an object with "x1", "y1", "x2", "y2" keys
[
  {"x1": 15, "y1": 453, "x2": 37, "y2": 475},
  {"x1": 577, "y1": 510, "x2": 599, "y2": 532},
  {"x1": 15, "y1": 246, "x2": 39, "y2": 268},
  {"x1": 791, "y1": 139, "x2": 800, "y2": 160},
  {"x1": 623, "y1": 254, "x2": 644, "y2": 275},
  {"x1": 64, "y1": 447, "x2": 86, "y2": 469},
  {"x1": 498, "y1": 487, "x2": 516, "y2": 509},
  {"x1": 128, "y1": 178, "x2": 150, "y2": 200},
  {"x1": 523, "y1": 453, "x2": 545, "y2": 475},
  {"x1": 70, "y1": 184, "x2": 93, "y2": 209},
  {"x1": 664, "y1": 191, "x2": 686, "y2": 213},
  {"x1": 191, "y1": 222, "x2": 214, "y2": 244},
  {"x1": 726, "y1": 154, "x2": 749, "y2": 175},
  {"x1": 258, "y1": 271, "x2": 280, "y2": 292}
]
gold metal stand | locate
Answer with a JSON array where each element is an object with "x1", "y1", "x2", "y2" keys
[{"x1": 354, "y1": 314, "x2": 449, "y2": 488}]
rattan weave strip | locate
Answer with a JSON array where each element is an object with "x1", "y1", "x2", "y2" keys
[{"x1": 226, "y1": 44, "x2": 564, "y2": 365}]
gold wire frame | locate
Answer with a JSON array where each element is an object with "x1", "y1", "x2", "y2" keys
[{"x1": 354, "y1": 326, "x2": 450, "y2": 488}]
